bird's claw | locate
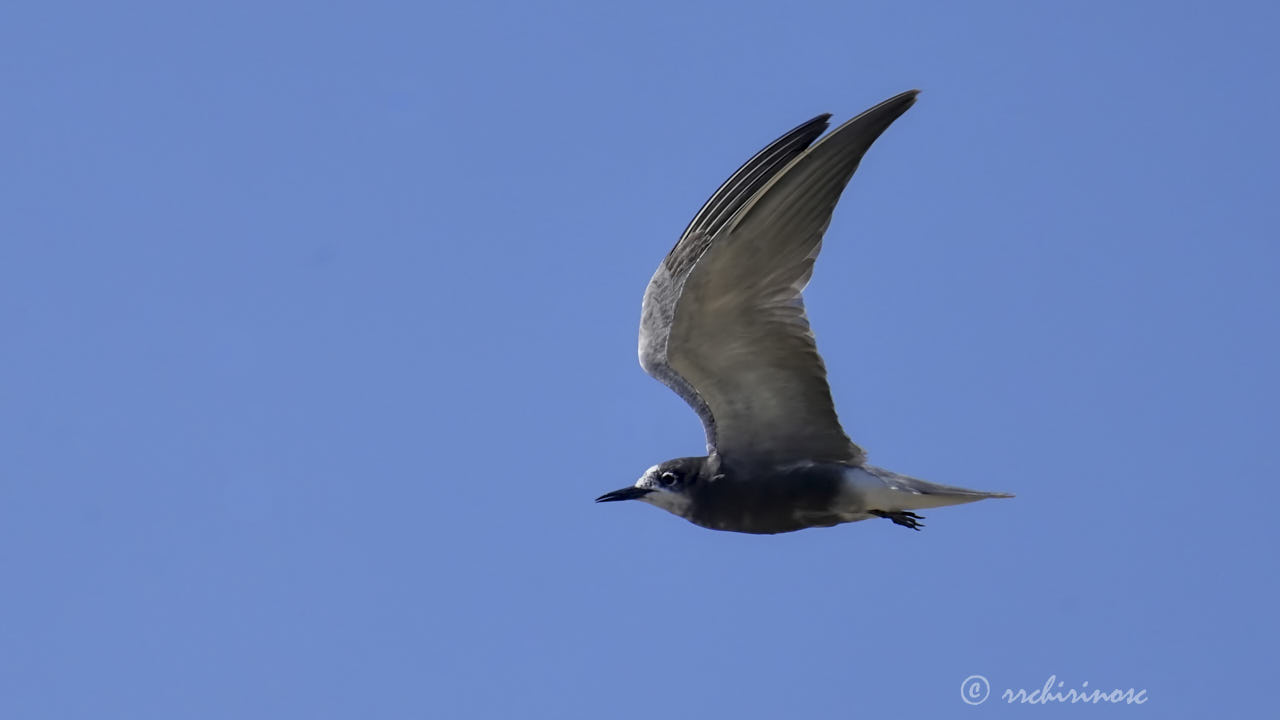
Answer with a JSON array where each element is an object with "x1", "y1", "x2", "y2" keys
[{"x1": 870, "y1": 510, "x2": 925, "y2": 531}]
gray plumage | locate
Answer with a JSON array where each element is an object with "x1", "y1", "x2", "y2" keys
[{"x1": 598, "y1": 90, "x2": 1012, "y2": 534}]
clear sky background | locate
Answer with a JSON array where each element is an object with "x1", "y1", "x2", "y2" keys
[{"x1": 3, "y1": 1, "x2": 1277, "y2": 717}]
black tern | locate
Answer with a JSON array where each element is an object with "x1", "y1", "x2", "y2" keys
[{"x1": 597, "y1": 90, "x2": 1012, "y2": 534}]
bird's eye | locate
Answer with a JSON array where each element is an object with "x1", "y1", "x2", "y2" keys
[{"x1": 659, "y1": 471, "x2": 678, "y2": 486}]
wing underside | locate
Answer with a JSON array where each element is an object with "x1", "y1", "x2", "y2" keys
[{"x1": 639, "y1": 90, "x2": 919, "y2": 463}]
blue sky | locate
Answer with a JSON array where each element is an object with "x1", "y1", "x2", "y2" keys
[{"x1": 3, "y1": 0, "x2": 1277, "y2": 717}]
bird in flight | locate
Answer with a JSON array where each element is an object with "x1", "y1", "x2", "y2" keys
[{"x1": 596, "y1": 90, "x2": 1012, "y2": 534}]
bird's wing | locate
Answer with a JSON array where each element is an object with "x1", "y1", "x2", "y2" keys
[
  {"x1": 639, "y1": 90, "x2": 918, "y2": 463},
  {"x1": 638, "y1": 112, "x2": 830, "y2": 454}
]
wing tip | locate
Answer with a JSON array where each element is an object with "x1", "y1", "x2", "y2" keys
[
  {"x1": 787, "y1": 113, "x2": 834, "y2": 146},
  {"x1": 873, "y1": 88, "x2": 922, "y2": 115}
]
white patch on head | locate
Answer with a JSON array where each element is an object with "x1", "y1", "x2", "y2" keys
[
  {"x1": 633, "y1": 465, "x2": 693, "y2": 517},
  {"x1": 630, "y1": 466, "x2": 660, "y2": 492}
]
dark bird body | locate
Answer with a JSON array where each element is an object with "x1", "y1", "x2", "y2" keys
[{"x1": 597, "y1": 90, "x2": 1012, "y2": 534}]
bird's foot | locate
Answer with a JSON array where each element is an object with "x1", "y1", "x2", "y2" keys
[{"x1": 870, "y1": 510, "x2": 925, "y2": 531}]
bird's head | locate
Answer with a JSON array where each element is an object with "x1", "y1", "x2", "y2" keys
[{"x1": 595, "y1": 457, "x2": 706, "y2": 519}]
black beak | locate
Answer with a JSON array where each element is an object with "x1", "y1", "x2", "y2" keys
[{"x1": 595, "y1": 486, "x2": 653, "y2": 503}]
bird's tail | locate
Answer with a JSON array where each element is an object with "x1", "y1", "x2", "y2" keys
[{"x1": 860, "y1": 465, "x2": 1014, "y2": 511}]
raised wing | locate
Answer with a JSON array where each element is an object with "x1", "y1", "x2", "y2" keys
[
  {"x1": 638, "y1": 113, "x2": 830, "y2": 453},
  {"x1": 639, "y1": 90, "x2": 918, "y2": 463}
]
